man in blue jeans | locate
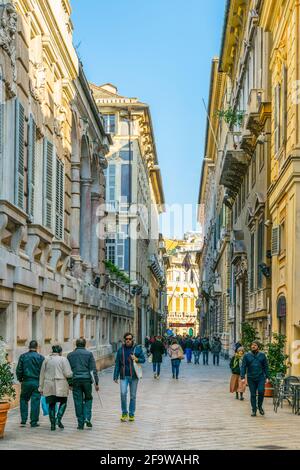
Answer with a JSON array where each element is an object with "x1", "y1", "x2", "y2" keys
[
  {"x1": 240, "y1": 341, "x2": 270, "y2": 417},
  {"x1": 114, "y1": 332, "x2": 145, "y2": 422}
]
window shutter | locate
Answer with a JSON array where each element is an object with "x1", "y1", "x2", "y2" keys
[
  {"x1": 281, "y1": 66, "x2": 287, "y2": 146},
  {"x1": 43, "y1": 139, "x2": 54, "y2": 230},
  {"x1": 28, "y1": 116, "x2": 36, "y2": 220},
  {"x1": 14, "y1": 100, "x2": 25, "y2": 210},
  {"x1": 55, "y1": 156, "x2": 64, "y2": 240},
  {"x1": 271, "y1": 226, "x2": 280, "y2": 256},
  {"x1": 274, "y1": 84, "x2": 281, "y2": 154}
]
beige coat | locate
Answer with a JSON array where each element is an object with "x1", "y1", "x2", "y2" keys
[
  {"x1": 39, "y1": 354, "x2": 73, "y2": 398},
  {"x1": 168, "y1": 344, "x2": 184, "y2": 360}
]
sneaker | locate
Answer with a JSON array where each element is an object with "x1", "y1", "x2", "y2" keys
[
  {"x1": 172, "y1": 375, "x2": 175, "y2": 379},
  {"x1": 120, "y1": 413, "x2": 128, "y2": 422},
  {"x1": 77, "y1": 425, "x2": 84, "y2": 430},
  {"x1": 154, "y1": 373, "x2": 157, "y2": 379},
  {"x1": 129, "y1": 415, "x2": 135, "y2": 422},
  {"x1": 85, "y1": 421, "x2": 93, "y2": 428},
  {"x1": 20, "y1": 422, "x2": 26, "y2": 427},
  {"x1": 157, "y1": 375, "x2": 160, "y2": 380}
]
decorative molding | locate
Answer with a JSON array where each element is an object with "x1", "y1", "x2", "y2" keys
[
  {"x1": 0, "y1": 2, "x2": 17, "y2": 81},
  {"x1": 29, "y1": 62, "x2": 46, "y2": 103}
]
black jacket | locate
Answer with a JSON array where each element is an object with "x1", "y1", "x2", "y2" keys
[
  {"x1": 240, "y1": 351, "x2": 270, "y2": 380},
  {"x1": 67, "y1": 347, "x2": 99, "y2": 385},
  {"x1": 16, "y1": 350, "x2": 44, "y2": 382},
  {"x1": 192, "y1": 340, "x2": 201, "y2": 352},
  {"x1": 185, "y1": 339, "x2": 193, "y2": 349},
  {"x1": 150, "y1": 340, "x2": 165, "y2": 363}
]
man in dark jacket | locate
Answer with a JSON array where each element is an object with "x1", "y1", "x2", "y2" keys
[
  {"x1": 201, "y1": 337, "x2": 211, "y2": 365},
  {"x1": 114, "y1": 332, "x2": 145, "y2": 422},
  {"x1": 192, "y1": 336, "x2": 201, "y2": 364},
  {"x1": 67, "y1": 338, "x2": 99, "y2": 429},
  {"x1": 185, "y1": 336, "x2": 194, "y2": 363},
  {"x1": 240, "y1": 341, "x2": 270, "y2": 417},
  {"x1": 211, "y1": 337, "x2": 222, "y2": 366},
  {"x1": 16, "y1": 340, "x2": 44, "y2": 427},
  {"x1": 150, "y1": 336, "x2": 165, "y2": 378}
]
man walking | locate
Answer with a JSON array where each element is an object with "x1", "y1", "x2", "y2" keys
[
  {"x1": 192, "y1": 336, "x2": 201, "y2": 364},
  {"x1": 16, "y1": 340, "x2": 44, "y2": 428},
  {"x1": 240, "y1": 341, "x2": 270, "y2": 417},
  {"x1": 150, "y1": 336, "x2": 165, "y2": 379},
  {"x1": 114, "y1": 332, "x2": 145, "y2": 422},
  {"x1": 201, "y1": 337, "x2": 210, "y2": 365},
  {"x1": 185, "y1": 336, "x2": 193, "y2": 364},
  {"x1": 67, "y1": 338, "x2": 99, "y2": 430},
  {"x1": 211, "y1": 336, "x2": 222, "y2": 366}
]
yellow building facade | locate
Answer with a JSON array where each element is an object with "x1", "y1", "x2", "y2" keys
[{"x1": 260, "y1": 0, "x2": 300, "y2": 374}]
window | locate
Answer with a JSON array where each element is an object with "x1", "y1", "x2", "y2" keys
[
  {"x1": 183, "y1": 297, "x2": 188, "y2": 313},
  {"x1": 55, "y1": 156, "x2": 64, "y2": 240},
  {"x1": 257, "y1": 220, "x2": 264, "y2": 289},
  {"x1": 106, "y1": 164, "x2": 116, "y2": 204},
  {"x1": 120, "y1": 150, "x2": 132, "y2": 161},
  {"x1": 176, "y1": 297, "x2": 181, "y2": 312},
  {"x1": 15, "y1": 100, "x2": 25, "y2": 210},
  {"x1": 103, "y1": 114, "x2": 116, "y2": 134},
  {"x1": 250, "y1": 232, "x2": 255, "y2": 292},
  {"x1": 106, "y1": 238, "x2": 116, "y2": 264},
  {"x1": 43, "y1": 139, "x2": 54, "y2": 230},
  {"x1": 274, "y1": 84, "x2": 281, "y2": 155},
  {"x1": 27, "y1": 116, "x2": 37, "y2": 220},
  {"x1": 121, "y1": 164, "x2": 130, "y2": 202},
  {"x1": 251, "y1": 152, "x2": 256, "y2": 187}
]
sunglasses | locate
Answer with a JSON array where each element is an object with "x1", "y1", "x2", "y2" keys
[{"x1": 125, "y1": 337, "x2": 133, "y2": 341}]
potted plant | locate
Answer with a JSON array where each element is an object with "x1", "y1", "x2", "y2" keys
[
  {"x1": 0, "y1": 338, "x2": 16, "y2": 439},
  {"x1": 217, "y1": 107, "x2": 245, "y2": 128},
  {"x1": 264, "y1": 333, "x2": 290, "y2": 398}
]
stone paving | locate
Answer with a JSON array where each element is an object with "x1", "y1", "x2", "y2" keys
[{"x1": 1, "y1": 356, "x2": 299, "y2": 450}]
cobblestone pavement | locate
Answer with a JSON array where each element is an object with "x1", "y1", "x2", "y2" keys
[{"x1": 1, "y1": 357, "x2": 299, "y2": 450}]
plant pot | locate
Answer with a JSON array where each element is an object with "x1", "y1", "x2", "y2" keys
[
  {"x1": 264, "y1": 381, "x2": 273, "y2": 398},
  {"x1": 0, "y1": 402, "x2": 10, "y2": 439}
]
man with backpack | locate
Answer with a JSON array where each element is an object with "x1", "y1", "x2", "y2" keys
[{"x1": 201, "y1": 337, "x2": 211, "y2": 365}]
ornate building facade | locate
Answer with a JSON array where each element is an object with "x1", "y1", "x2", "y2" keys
[{"x1": 0, "y1": 0, "x2": 133, "y2": 375}]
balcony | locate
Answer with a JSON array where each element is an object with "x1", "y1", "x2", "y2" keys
[
  {"x1": 245, "y1": 89, "x2": 264, "y2": 137},
  {"x1": 220, "y1": 132, "x2": 251, "y2": 196}
]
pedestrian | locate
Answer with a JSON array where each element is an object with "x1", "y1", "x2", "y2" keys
[
  {"x1": 201, "y1": 337, "x2": 210, "y2": 365},
  {"x1": 185, "y1": 336, "x2": 193, "y2": 364},
  {"x1": 67, "y1": 338, "x2": 99, "y2": 430},
  {"x1": 240, "y1": 341, "x2": 270, "y2": 417},
  {"x1": 39, "y1": 345, "x2": 73, "y2": 431},
  {"x1": 234, "y1": 340, "x2": 242, "y2": 353},
  {"x1": 192, "y1": 336, "x2": 201, "y2": 364},
  {"x1": 145, "y1": 336, "x2": 150, "y2": 354},
  {"x1": 150, "y1": 336, "x2": 165, "y2": 379},
  {"x1": 16, "y1": 340, "x2": 44, "y2": 428},
  {"x1": 229, "y1": 347, "x2": 246, "y2": 401},
  {"x1": 211, "y1": 336, "x2": 222, "y2": 366},
  {"x1": 113, "y1": 332, "x2": 145, "y2": 422},
  {"x1": 168, "y1": 338, "x2": 184, "y2": 380}
]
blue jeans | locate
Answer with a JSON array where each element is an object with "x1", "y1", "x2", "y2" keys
[
  {"x1": 247, "y1": 376, "x2": 266, "y2": 412},
  {"x1": 153, "y1": 363, "x2": 161, "y2": 376},
  {"x1": 193, "y1": 351, "x2": 200, "y2": 364},
  {"x1": 185, "y1": 348, "x2": 192, "y2": 363},
  {"x1": 171, "y1": 359, "x2": 181, "y2": 378},
  {"x1": 213, "y1": 353, "x2": 220, "y2": 365},
  {"x1": 202, "y1": 351, "x2": 209, "y2": 365},
  {"x1": 120, "y1": 377, "x2": 138, "y2": 416}
]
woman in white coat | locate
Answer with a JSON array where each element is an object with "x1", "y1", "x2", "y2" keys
[{"x1": 39, "y1": 345, "x2": 73, "y2": 431}]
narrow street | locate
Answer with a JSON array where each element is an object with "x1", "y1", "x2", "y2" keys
[{"x1": 1, "y1": 357, "x2": 299, "y2": 451}]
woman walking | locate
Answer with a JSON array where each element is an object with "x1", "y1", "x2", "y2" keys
[
  {"x1": 168, "y1": 339, "x2": 184, "y2": 380},
  {"x1": 230, "y1": 347, "x2": 246, "y2": 401},
  {"x1": 150, "y1": 336, "x2": 165, "y2": 379},
  {"x1": 39, "y1": 345, "x2": 73, "y2": 431}
]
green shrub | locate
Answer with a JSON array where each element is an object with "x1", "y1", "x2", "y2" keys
[{"x1": 0, "y1": 338, "x2": 16, "y2": 402}]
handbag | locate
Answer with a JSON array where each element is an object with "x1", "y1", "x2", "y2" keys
[
  {"x1": 133, "y1": 347, "x2": 143, "y2": 379},
  {"x1": 148, "y1": 354, "x2": 153, "y2": 364}
]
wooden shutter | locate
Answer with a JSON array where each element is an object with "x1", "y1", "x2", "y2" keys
[
  {"x1": 274, "y1": 84, "x2": 281, "y2": 154},
  {"x1": 27, "y1": 116, "x2": 36, "y2": 220},
  {"x1": 14, "y1": 100, "x2": 25, "y2": 210},
  {"x1": 271, "y1": 226, "x2": 280, "y2": 256},
  {"x1": 43, "y1": 139, "x2": 54, "y2": 230},
  {"x1": 55, "y1": 156, "x2": 64, "y2": 240}
]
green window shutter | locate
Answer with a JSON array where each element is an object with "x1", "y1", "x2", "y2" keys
[
  {"x1": 28, "y1": 116, "x2": 36, "y2": 220},
  {"x1": 43, "y1": 139, "x2": 54, "y2": 230},
  {"x1": 14, "y1": 100, "x2": 25, "y2": 210},
  {"x1": 55, "y1": 156, "x2": 64, "y2": 240},
  {"x1": 271, "y1": 226, "x2": 280, "y2": 256}
]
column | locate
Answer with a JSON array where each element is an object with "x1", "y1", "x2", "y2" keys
[
  {"x1": 91, "y1": 192, "x2": 101, "y2": 270},
  {"x1": 71, "y1": 162, "x2": 81, "y2": 257}
]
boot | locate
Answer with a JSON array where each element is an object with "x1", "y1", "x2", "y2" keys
[
  {"x1": 49, "y1": 406, "x2": 56, "y2": 431},
  {"x1": 236, "y1": 392, "x2": 239, "y2": 400},
  {"x1": 240, "y1": 393, "x2": 244, "y2": 401},
  {"x1": 56, "y1": 403, "x2": 67, "y2": 429}
]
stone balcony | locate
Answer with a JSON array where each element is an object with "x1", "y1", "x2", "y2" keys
[{"x1": 220, "y1": 132, "x2": 251, "y2": 196}]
